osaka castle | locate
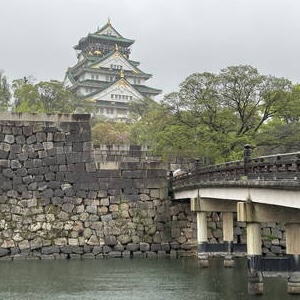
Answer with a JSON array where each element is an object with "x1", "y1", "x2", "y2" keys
[{"x1": 64, "y1": 19, "x2": 162, "y2": 120}]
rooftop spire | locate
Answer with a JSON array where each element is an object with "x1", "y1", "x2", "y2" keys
[{"x1": 108, "y1": 18, "x2": 111, "y2": 26}]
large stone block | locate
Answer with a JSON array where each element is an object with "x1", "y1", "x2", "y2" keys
[
  {"x1": 104, "y1": 236, "x2": 118, "y2": 246},
  {"x1": 62, "y1": 203, "x2": 74, "y2": 213},
  {"x1": 145, "y1": 178, "x2": 168, "y2": 189},
  {"x1": 54, "y1": 132, "x2": 66, "y2": 142},
  {"x1": 0, "y1": 150, "x2": 9, "y2": 159},
  {"x1": 126, "y1": 243, "x2": 140, "y2": 251},
  {"x1": 0, "y1": 248, "x2": 10, "y2": 257},
  {"x1": 0, "y1": 159, "x2": 10, "y2": 168},
  {"x1": 23, "y1": 126, "x2": 33, "y2": 136},
  {"x1": 150, "y1": 244, "x2": 162, "y2": 252},
  {"x1": 118, "y1": 235, "x2": 132, "y2": 245},
  {"x1": 54, "y1": 238, "x2": 68, "y2": 246}
]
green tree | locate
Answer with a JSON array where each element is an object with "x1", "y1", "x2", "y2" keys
[
  {"x1": 12, "y1": 77, "x2": 42, "y2": 112},
  {"x1": 0, "y1": 71, "x2": 11, "y2": 111},
  {"x1": 219, "y1": 66, "x2": 290, "y2": 134},
  {"x1": 254, "y1": 83, "x2": 300, "y2": 155},
  {"x1": 162, "y1": 65, "x2": 292, "y2": 162},
  {"x1": 255, "y1": 120, "x2": 300, "y2": 155},
  {"x1": 13, "y1": 79, "x2": 81, "y2": 113},
  {"x1": 128, "y1": 97, "x2": 162, "y2": 121},
  {"x1": 92, "y1": 122, "x2": 131, "y2": 145},
  {"x1": 273, "y1": 84, "x2": 300, "y2": 123}
]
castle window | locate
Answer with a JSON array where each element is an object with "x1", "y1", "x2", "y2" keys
[{"x1": 110, "y1": 64, "x2": 123, "y2": 70}]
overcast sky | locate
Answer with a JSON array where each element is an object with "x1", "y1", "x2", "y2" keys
[{"x1": 1, "y1": 0, "x2": 300, "y2": 96}]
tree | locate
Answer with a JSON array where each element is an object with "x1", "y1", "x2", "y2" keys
[
  {"x1": 162, "y1": 65, "x2": 292, "y2": 162},
  {"x1": 128, "y1": 97, "x2": 162, "y2": 121},
  {"x1": 12, "y1": 79, "x2": 81, "y2": 113},
  {"x1": 219, "y1": 65, "x2": 291, "y2": 135},
  {"x1": 12, "y1": 77, "x2": 42, "y2": 112},
  {"x1": 0, "y1": 71, "x2": 11, "y2": 111},
  {"x1": 273, "y1": 84, "x2": 300, "y2": 123},
  {"x1": 92, "y1": 122, "x2": 131, "y2": 145},
  {"x1": 254, "y1": 83, "x2": 300, "y2": 155}
]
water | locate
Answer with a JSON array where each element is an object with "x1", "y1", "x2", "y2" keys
[{"x1": 0, "y1": 257, "x2": 295, "y2": 300}]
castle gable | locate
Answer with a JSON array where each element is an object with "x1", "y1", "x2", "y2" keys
[
  {"x1": 89, "y1": 78, "x2": 144, "y2": 103},
  {"x1": 91, "y1": 51, "x2": 141, "y2": 74}
]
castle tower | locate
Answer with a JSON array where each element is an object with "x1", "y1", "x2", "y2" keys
[{"x1": 64, "y1": 19, "x2": 161, "y2": 120}]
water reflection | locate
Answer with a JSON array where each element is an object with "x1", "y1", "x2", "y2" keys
[{"x1": 0, "y1": 257, "x2": 294, "y2": 300}]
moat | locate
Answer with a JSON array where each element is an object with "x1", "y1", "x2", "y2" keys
[{"x1": 0, "y1": 258, "x2": 295, "y2": 300}]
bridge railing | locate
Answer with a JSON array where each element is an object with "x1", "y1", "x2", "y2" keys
[
  {"x1": 171, "y1": 150, "x2": 300, "y2": 187},
  {"x1": 248, "y1": 152, "x2": 300, "y2": 180}
]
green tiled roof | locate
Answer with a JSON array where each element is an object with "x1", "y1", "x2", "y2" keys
[
  {"x1": 134, "y1": 85, "x2": 162, "y2": 95},
  {"x1": 68, "y1": 50, "x2": 151, "y2": 79},
  {"x1": 74, "y1": 33, "x2": 134, "y2": 50}
]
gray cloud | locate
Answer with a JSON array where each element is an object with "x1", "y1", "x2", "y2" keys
[{"x1": 1, "y1": 0, "x2": 300, "y2": 96}]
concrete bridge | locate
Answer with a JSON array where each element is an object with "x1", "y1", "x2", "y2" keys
[{"x1": 171, "y1": 146, "x2": 300, "y2": 295}]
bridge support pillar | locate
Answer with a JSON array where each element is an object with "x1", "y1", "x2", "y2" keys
[
  {"x1": 286, "y1": 223, "x2": 300, "y2": 294},
  {"x1": 247, "y1": 222, "x2": 263, "y2": 295},
  {"x1": 197, "y1": 211, "x2": 209, "y2": 267},
  {"x1": 223, "y1": 212, "x2": 235, "y2": 267}
]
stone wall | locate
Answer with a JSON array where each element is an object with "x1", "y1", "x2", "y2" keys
[
  {"x1": 0, "y1": 113, "x2": 286, "y2": 260},
  {"x1": 0, "y1": 113, "x2": 197, "y2": 260},
  {"x1": 206, "y1": 212, "x2": 286, "y2": 256}
]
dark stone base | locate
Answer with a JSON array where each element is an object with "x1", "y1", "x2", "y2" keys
[
  {"x1": 198, "y1": 253, "x2": 209, "y2": 268},
  {"x1": 248, "y1": 271, "x2": 263, "y2": 295},
  {"x1": 288, "y1": 272, "x2": 300, "y2": 294},
  {"x1": 198, "y1": 243, "x2": 246, "y2": 253},
  {"x1": 224, "y1": 255, "x2": 235, "y2": 267},
  {"x1": 248, "y1": 255, "x2": 300, "y2": 272}
]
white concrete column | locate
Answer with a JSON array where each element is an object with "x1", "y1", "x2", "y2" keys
[
  {"x1": 197, "y1": 211, "x2": 209, "y2": 267},
  {"x1": 286, "y1": 223, "x2": 300, "y2": 294},
  {"x1": 223, "y1": 212, "x2": 235, "y2": 267},
  {"x1": 247, "y1": 223, "x2": 262, "y2": 256},
  {"x1": 286, "y1": 223, "x2": 300, "y2": 255},
  {"x1": 247, "y1": 222, "x2": 263, "y2": 295},
  {"x1": 197, "y1": 211, "x2": 207, "y2": 252},
  {"x1": 223, "y1": 212, "x2": 234, "y2": 252}
]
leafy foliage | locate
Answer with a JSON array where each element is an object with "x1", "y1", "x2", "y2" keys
[
  {"x1": 12, "y1": 79, "x2": 81, "y2": 113},
  {"x1": 92, "y1": 122, "x2": 131, "y2": 145},
  {"x1": 0, "y1": 71, "x2": 11, "y2": 111},
  {"x1": 132, "y1": 65, "x2": 296, "y2": 163},
  {"x1": 2, "y1": 66, "x2": 300, "y2": 164}
]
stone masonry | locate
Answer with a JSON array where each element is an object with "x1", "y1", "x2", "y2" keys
[
  {"x1": 0, "y1": 113, "x2": 196, "y2": 260},
  {"x1": 0, "y1": 113, "x2": 286, "y2": 260}
]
